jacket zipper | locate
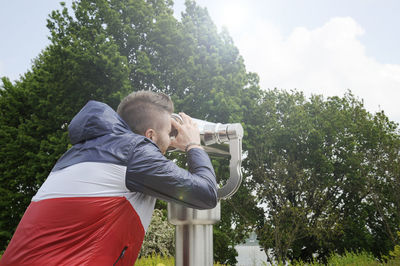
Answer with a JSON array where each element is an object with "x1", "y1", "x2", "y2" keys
[{"x1": 113, "y1": 246, "x2": 128, "y2": 266}]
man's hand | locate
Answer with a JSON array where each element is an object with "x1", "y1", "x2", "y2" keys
[{"x1": 170, "y1": 112, "x2": 203, "y2": 152}]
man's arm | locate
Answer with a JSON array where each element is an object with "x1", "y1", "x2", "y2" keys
[{"x1": 125, "y1": 139, "x2": 218, "y2": 209}]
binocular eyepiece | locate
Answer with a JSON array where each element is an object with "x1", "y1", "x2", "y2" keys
[
  {"x1": 170, "y1": 113, "x2": 243, "y2": 157},
  {"x1": 169, "y1": 113, "x2": 243, "y2": 199}
]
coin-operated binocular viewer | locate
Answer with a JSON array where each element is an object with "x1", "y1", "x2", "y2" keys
[{"x1": 168, "y1": 115, "x2": 243, "y2": 266}]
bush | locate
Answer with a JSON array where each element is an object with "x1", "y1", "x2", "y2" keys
[
  {"x1": 326, "y1": 251, "x2": 380, "y2": 265},
  {"x1": 135, "y1": 254, "x2": 227, "y2": 265},
  {"x1": 291, "y1": 251, "x2": 381, "y2": 265},
  {"x1": 388, "y1": 232, "x2": 400, "y2": 260},
  {"x1": 383, "y1": 231, "x2": 400, "y2": 265},
  {"x1": 139, "y1": 209, "x2": 175, "y2": 258},
  {"x1": 135, "y1": 254, "x2": 174, "y2": 266}
]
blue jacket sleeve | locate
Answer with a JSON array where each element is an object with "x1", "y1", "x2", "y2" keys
[{"x1": 125, "y1": 138, "x2": 218, "y2": 209}]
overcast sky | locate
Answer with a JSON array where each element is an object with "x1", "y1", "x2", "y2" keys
[{"x1": 1, "y1": 0, "x2": 400, "y2": 123}]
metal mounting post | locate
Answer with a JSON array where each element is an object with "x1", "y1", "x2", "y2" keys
[{"x1": 168, "y1": 118, "x2": 243, "y2": 266}]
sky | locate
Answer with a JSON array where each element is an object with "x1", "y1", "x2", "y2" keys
[{"x1": 1, "y1": 0, "x2": 400, "y2": 122}]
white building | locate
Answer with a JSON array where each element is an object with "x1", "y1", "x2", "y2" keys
[{"x1": 235, "y1": 232, "x2": 270, "y2": 266}]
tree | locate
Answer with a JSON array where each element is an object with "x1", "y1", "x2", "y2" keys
[
  {"x1": 0, "y1": 0, "x2": 138, "y2": 251},
  {"x1": 167, "y1": 2, "x2": 263, "y2": 264},
  {"x1": 245, "y1": 89, "x2": 400, "y2": 263},
  {"x1": 0, "y1": 1, "x2": 262, "y2": 261}
]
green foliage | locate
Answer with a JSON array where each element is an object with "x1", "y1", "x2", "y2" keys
[
  {"x1": 0, "y1": 0, "x2": 130, "y2": 250},
  {"x1": 292, "y1": 251, "x2": 380, "y2": 266},
  {"x1": 389, "y1": 244, "x2": 400, "y2": 260},
  {"x1": 246, "y1": 90, "x2": 400, "y2": 263},
  {"x1": 135, "y1": 253, "x2": 227, "y2": 266},
  {"x1": 387, "y1": 231, "x2": 400, "y2": 261},
  {"x1": 213, "y1": 226, "x2": 238, "y2": 265},
  {"x1": 325, "y1": 251, "x2": 379, "y2": 266},
  {"x1": 136, "y1": 254, "x2": 175, "y2": 266},
  {"x1": 139, "y1": 209, "x2": 175, "y2": 257},
  {"x1": 0, "y1": 0, "x2": 260, "y2": 261}
]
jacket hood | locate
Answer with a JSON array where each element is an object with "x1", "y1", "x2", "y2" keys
[{"x1": 68, "y1": 100, "x2": 131, "y2": 145}]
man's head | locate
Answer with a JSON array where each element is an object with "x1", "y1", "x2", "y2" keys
[{"x1": 117, "y1": 90, "x2": 174, "y2": 154}]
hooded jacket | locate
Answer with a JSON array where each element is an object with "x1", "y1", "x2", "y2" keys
[{"x1": 0, "y1": 100, "x2": 217, "y2": 266}]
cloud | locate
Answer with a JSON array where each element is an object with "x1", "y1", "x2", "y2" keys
[{"x1": 236, "y1": 17, "x2": 400, "y2": 122}]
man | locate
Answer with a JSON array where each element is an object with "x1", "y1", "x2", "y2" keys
[{"x1": 0, "y1": 91, "x2": 217, "y2": 265}]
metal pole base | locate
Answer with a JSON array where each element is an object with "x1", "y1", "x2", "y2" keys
[
  {"x1": 175, "y1": 224, "x2": 213, "y2": 266},
  {"x1": 168, "y1": 202, "x2": 221, "y2": 266}
]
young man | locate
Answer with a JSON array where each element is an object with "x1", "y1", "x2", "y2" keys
[{"x1": 0, "y1": 91, "x2": 217, "y2": 265}]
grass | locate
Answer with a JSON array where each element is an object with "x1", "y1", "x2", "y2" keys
[
  {"x1": 135, "y1": 254, "x2": 226, "y2": 265},
  {"x1": 291, "y1": 251, "x2": 399, "y2": 266},
  {"x1": 135, "y1": 254, "x2": 174, "y2": 266}
]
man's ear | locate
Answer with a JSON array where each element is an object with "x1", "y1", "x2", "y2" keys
[{"x1": 145, "y1": 128, "x2": 155, "y2": 140}]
